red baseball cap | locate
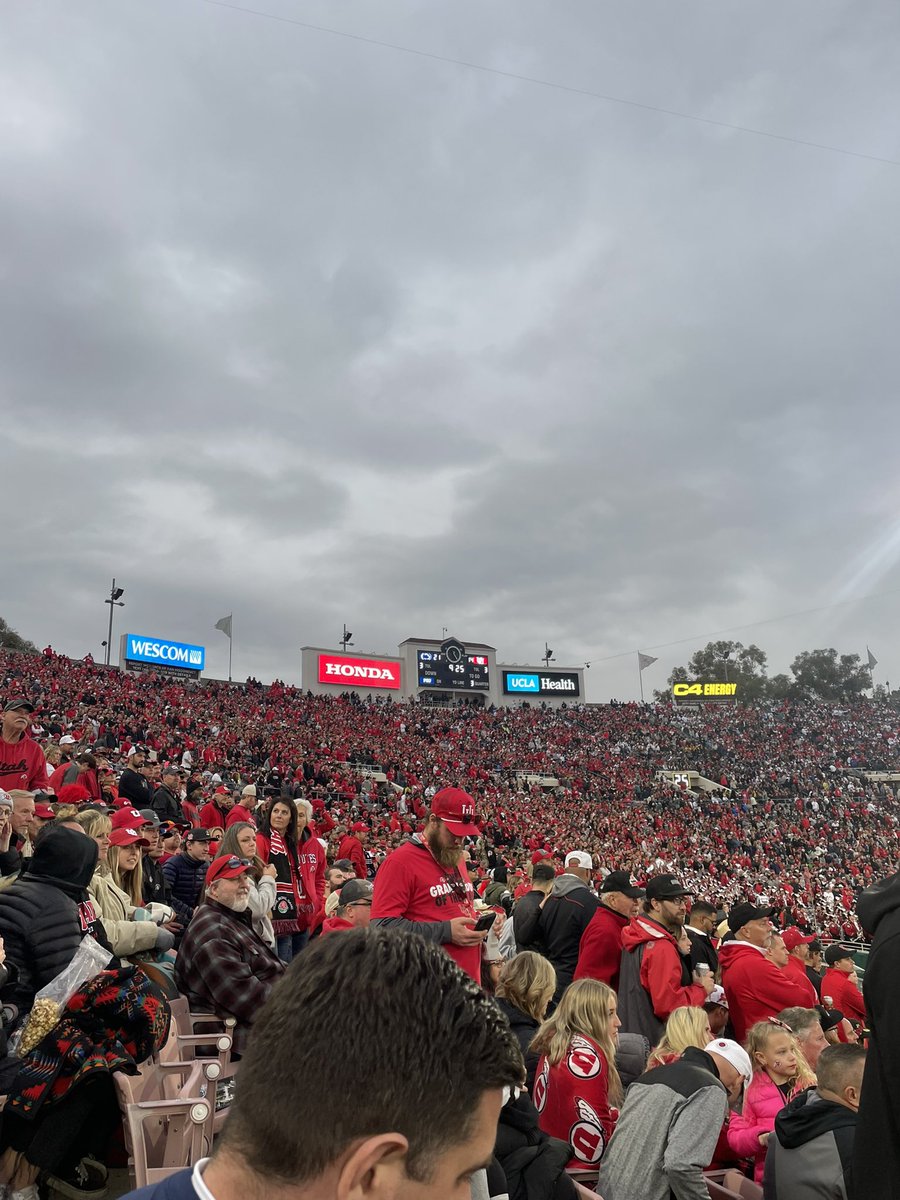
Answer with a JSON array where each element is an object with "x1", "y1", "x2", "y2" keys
[
  {"x1": 214, "y1": 786, "x2": 231, "y2": 796},
  {"x1": 109, "y1": 828, "x2": 150, "y2": 848},
  {"x1": 782, "y1": 927, "x2": 816, "y2": 952},
  {"x1": 350, "y1": 822, "x2": 368, "y2": 833},
  {"x1": 205, "y1": 855, "x2": 252, "y2": 885},
  {"x1": 531, "y1": 850, "x2": 552, "y2": 866},
  {"x1": 112, "y1": 808, "x2": 146, "y2": 830},
  {"x1": 431, "y1": 787, "x2": 480, "y2": 837},
  {"x1": 34, "y1": 803, "x2": 56, "y2": 820}
]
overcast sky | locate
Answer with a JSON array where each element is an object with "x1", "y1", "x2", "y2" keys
[{"x1": 3, "y1": 0, "x2": 900, "y2": 700}]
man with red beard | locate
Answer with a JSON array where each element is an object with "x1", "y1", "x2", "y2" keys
[{"x1": 371, "y1": 787, "x2": 487, "y2": 981}]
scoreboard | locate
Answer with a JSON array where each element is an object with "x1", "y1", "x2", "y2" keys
[{"x1": 417, "y1": 644, "x2": 490, "y2": 691}]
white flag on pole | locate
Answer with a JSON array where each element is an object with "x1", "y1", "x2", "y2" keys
[
  {"x1": 215, "y1": 615, "x2": 233, "y2": 640},
  {"x1": 638, "y1": 652, "x2": 658, "y2": 671}
]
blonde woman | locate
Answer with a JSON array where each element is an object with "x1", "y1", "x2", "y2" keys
[
  {"x1": 646, "y1": 1005, "x2": 713, "y2": 1069},
  {"x1": 495, "y1": 952, "x2": 557, "y2": 1090},
  {"x1": 531, "y1": 978, "x2": 622, "y2": 1172},
  {"x1": 75, "y1": 811, "x2": 174, "y2": 961}
]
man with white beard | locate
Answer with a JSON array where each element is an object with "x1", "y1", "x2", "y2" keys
[{"x1": 174, "y1": 855, "x2": 285, "y2": 1054}]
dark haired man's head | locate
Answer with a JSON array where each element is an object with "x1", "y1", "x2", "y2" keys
[
  {"x1": 688, "y1": 901, "x2": 717, "y2": 934},
  {"x1": 531, "y1": 862, "x2": 556, "y2": 890},
  {"x1": 211, "y1": 930, "x2": 523, "y2": 1199}
]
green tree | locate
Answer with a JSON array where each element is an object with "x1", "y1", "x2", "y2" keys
[
  {"x1": 662, "y1": 640, "x2": 770, "y2": 700},
  {"x1": 789, "y1": 648, "x2": 872, "y2": 701},
  {"x1": 0, "y1": 617, "x2": 37, "y2": 655}
]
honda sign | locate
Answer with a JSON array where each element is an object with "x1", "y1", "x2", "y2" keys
[{"x1": 317, "y1": 653, "x2": 401, "y2": 690}]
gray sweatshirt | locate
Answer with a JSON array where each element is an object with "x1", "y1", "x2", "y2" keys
[{"x1": 597, "y1": 1047, "x2": 728, "y2": 1200}]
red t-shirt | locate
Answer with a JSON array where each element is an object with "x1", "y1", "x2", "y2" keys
[
  {"x1": 371, "y1": 838, "x2": 480, "y2": 981},
  {"x1": 533, "y1": 1034, "x2": 617, "y2": 1170},
  {"x1": 0, "y1": 735, "x2": 48, "y2": 792}
]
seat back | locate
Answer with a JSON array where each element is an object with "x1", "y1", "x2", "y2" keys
[
  {"x1": 722, "y1": 1171, "x2": 763, "y2": 1200},
  {"x1": 115, "y1": 1056, "x2": 216, "y2": 1188}
]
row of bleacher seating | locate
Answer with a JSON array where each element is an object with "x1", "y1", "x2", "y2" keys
[{"x1": 114, "y1": 999, "x2": 238, "y2": 1188}]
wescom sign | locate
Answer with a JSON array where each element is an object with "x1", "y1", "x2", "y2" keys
[
  {"x1": 317, "y1": 653, "x2": 401, "y2": 690},
  {"x1": 124, "y1": 634, "x2": 206, "y2": 671}
]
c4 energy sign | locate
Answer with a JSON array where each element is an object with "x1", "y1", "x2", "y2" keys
[{"x1": 672, "y1": 681, "x2": 738, "y2": 705}]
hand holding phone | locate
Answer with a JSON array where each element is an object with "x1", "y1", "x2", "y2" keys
[{"x1": 474, "y1": 912, "x2": 497, "y2": 933}]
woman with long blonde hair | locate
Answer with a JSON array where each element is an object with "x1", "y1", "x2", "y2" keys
[
  {"x1": 530, "y1": 979, "x2": 622, "y2": 1173},
  {"x1": 646, "y1": 1005, "x2": 713, "y2": 1069},
  {"x1": 494, "y1": 952, "x2": 557, "y2": 1090},
  {"x1": 75, "y1": 811, "x2": 171, "y2": 961}
]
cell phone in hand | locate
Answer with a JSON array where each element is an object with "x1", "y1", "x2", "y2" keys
[{"x1": 474, "y1": 912, "x2": 497, "y2": 933}]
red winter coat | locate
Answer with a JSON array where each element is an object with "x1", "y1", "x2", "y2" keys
[
  {"x1": 337, "y1": 834, "x2": 367, "y2": 879},
  {"x1": 620, "y1": 916, "x2": 706, "y2": 1032},
  {"x1": 821, "y1": 967, "x2": 866, "y2": 1024},
  {"x1": 199, "y1": 801, "x2": 230, "y2": 832},
  {"x1": 719, "y1": 941, "x2": 817, "y2": 1045},
  {"x1": 574, "y1": 903, "x2": 630, "y2": 991}
]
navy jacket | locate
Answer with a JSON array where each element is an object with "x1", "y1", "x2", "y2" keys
[{"x1": 162, "y1": 852, "x2": 208, "y2": 915}]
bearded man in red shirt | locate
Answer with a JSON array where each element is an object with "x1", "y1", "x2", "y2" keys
[{"x1": 371, "y1": 787, "x2": 488, "y2": 981}]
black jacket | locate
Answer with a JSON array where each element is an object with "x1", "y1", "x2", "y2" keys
[
  {"x1": 685, "y1": 926, "x2": 719, "y2": 976},
  {"x1": 765, "y1": 1087, "x2": 857, "y2": 1200},
  {"x1": 513, "y1": 889, "x2": 547, "y2": 954},
  {"x1": 852, "y1": 871, "x2": 900, "y2": 1199},
  {"x1": 151, "y1": 785, "x2": 184, "y2": 823},
  {"x1": 538, "y1": 874, "x2": 600, "y2": 1001},
  {"x1": 118, "y1": 767, "x2": 153, "y2": 808},
  {"x1": 0, "y1": 828, "x2": 100, "y2": 1013},
  {"x1": 494, "y1": 1091, "x2": 576, "y2": 1200},
  {"x1": 494, "y1": 995, "x2": 541, "y2": 1092}
]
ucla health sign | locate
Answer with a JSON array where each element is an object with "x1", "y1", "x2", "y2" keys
[
  {"x1": 503, "y1": 670, "x2": 580, "y2": 697},
  {"x1": 124, "y1": 634, "x2": 206, "y2": 674}
]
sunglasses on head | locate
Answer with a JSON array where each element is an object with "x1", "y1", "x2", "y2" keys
[{"x1": 222, "y1": 856, "x2": 251, "y2": 869}]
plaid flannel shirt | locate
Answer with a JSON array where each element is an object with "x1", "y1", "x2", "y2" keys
[{"x1": 174, "y1": 899, "x2": 285, "y2": 1053}]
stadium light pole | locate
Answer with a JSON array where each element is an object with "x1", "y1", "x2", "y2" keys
[
  {"x1": 340, "y1": 624, "x2": 354, "y2": 652},
  {"x1": 104, "y1": 579, "x2": 125, "y2": 666},
  {"x1": 543, "y1": 643, "x2": 556, "y2": 668}
]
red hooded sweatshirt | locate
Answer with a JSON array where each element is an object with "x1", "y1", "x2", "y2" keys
[{"x1": 719, "y1": 940, "x2": 817, "y2": 1044}]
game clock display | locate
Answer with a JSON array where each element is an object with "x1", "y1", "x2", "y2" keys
[{"x1": 417, "y1": 644, "x2": 490, "y2": 690}]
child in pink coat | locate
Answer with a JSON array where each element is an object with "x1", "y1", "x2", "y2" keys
[{"x1": 726, "y1": 1018, "x2": 815, "y2": 1183}]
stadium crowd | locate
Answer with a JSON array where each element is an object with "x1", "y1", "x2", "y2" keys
[{"x1": 0, "y1": 647, "x2": 897, "y2": 1200}]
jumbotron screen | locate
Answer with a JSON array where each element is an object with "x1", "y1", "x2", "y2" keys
[{"x1": 417, "y1": 649, "x2": 490, "y2": 691}]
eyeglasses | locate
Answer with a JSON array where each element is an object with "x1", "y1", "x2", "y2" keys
[
  {"x1": 221, "y1": 856, "x2": 251, "y2": 869},
  {"x1": 346, "y1": 900, "x2": 372, "y2": 908}
]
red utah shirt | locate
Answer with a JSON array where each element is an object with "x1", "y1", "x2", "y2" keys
[
  {"x1": 533, "y1": 1034, "x2": 617, "y2": 1170},
  {"x1": 0, "y1": 735, "x2": 49, "y2": 792},
  {"x1": 371, "y1": 837, "x2": 480, "y2": 981}
]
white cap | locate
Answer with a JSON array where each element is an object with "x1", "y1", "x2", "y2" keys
[
  {"x1": 706, "y1": 985, "x2": 728, "y2": 1009},
  {"x1": 241, "y1": 784, "x2": 257, "y2": 797},
  {"x1": 59, "y1": 735, "x2": 75, "y2": 745},
  {"x1": 565, "y1": 851, "x2": 593, "y2": 870},
  {"x1": 705, "y1": 1039, "x2": 752, "y2": 1087}
]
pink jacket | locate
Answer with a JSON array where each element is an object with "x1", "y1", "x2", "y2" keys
[{"x1": 726, "y1": 1072, "x2": 786, "y2": 1183}]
